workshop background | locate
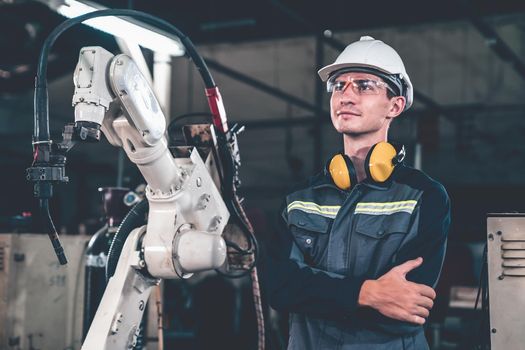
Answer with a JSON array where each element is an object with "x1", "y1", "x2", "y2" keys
[{"x1": 1, "y1": 0, "x2": 525, "y2": 349}]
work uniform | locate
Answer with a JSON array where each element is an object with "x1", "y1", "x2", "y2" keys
[{"x1": 261, "y1": 163, "x2": 451, "y2": 350}]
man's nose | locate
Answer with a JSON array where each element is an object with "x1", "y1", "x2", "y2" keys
[{"x1": 339, "y1": 88, "x2": 358, "y2": 105}]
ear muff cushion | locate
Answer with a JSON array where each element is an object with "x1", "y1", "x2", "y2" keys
[
  {"x1": 328, "y1": 154, "x2": 356, "y2": 190},
  {"x1": 366, "y1": 142, "x2": 397, "y2": 183}
]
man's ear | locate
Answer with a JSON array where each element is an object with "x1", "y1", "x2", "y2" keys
[{"x1": 387, "y1": 96, "x2": 406, "y2": 119}]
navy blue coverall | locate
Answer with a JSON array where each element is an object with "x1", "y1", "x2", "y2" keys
[{"x1": 261, "y1": 164, "x2": 451, "y2": 349}]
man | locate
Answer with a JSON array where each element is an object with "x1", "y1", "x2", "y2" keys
[{"x1": 261, "y1": 36, "x2": 451, "y2": 349}]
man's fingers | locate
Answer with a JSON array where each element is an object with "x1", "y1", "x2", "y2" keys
[
  {"x1": 398, "y1": 311, "x2": 426, "y2": 325},
  {"x1": 416, "y1": 296, "x2": 434, "y2": 310},
  {"x1": 411, "y1": 315, "x2": 426, "y2": 325},
  {"x1": 414, "y1": 306, "x2": 430, "y2": 318},
  {"x1": 416, "y1": 284, "x2": 436, "y2": 300},
  {"x1": 395, "y1": 257, "x2": 423, "y2": 276}
]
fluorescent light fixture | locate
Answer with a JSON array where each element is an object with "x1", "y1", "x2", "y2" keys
[{"x1": 55, "y1": 0, "x2": 185, "y2": 57}]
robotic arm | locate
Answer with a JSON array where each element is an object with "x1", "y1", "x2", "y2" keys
[
  {"x1": 73, "y1": 46, "x2": 229, "y2": 279},
  {"x1": 27, "y1": 10, "x2": 263, "y2": 350},
  {"x1": 73, "y1": 46, "x2": 231, "y2": 349}
]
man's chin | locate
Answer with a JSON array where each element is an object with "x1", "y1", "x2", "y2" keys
[
  {"x1": 334, "y1": 125, "x2": 360, "y2": 135},
  {"x1": 333, "y1": 123, "x2": 382, "y2": 137}
]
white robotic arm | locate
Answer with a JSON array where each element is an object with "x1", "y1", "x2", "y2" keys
[{"x1": 74, "y1": 46, "x2": 230, "y2": 349}]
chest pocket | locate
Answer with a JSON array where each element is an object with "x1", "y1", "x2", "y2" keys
[
  {"x1": 287, "y1": 209, "x2": 332, "y2": 267},
  {"x1": 351, "y1": 213, "x2": 412, "y2": 277}
]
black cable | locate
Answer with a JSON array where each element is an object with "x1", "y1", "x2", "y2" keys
[
  {"x1": 106, "y1": 199, "x2": 149, "y2": 281},
  {"x1": 225, "y1": 240, "x2": 255, "y2": 255},
  {"x1": 40, "y1": 198, "x2": 68, "y2": 265},
  {"x1": 170, "y1": 112, "x2": 215, "y2": 125},
  {"x1": 213, "y1": 132, "x2": 260, "y2": 278},
  {"x1": 215, "y1": 220, "x2": 258, "y2": 279},
  {"x1": 83, "y1": 223, "x2": 109, "y2": 339},
  {"x1": 167, "y1": 112, "x2": 214, "y2": 143},
  {"x1": 216, "y1": 206, "x2": 259, "y2": 278},
  {"x1": 228, "y1": 166, "x2": 259, "y2": 258},
  {"x1": 474, "y1": 243, "x2": 487, "y2": 311},
  {"x1": 472, "y1": 243, "x2": 489, "y2": 350}
]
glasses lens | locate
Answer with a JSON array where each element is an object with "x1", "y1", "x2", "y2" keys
[
  {"x1": 333, "y1": 81, "x2": 347, "y2": 92},
  {"x1": 327, "y1": 74, "x2": 394, "y2": 96},
  {"x1": 327, "y1": 79, "x2": 340, "y2": 93},
  {"x1": 355, "y1": 80, "x2": 381, "y2": 95}
]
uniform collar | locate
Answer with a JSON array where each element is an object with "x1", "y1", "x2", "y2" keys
[
  {"x1": 312, "y1": 162, "x2": 406, "y2": 191},
  {"x1": 362, "y1": 162, "x2": 406, "y2": 190}
]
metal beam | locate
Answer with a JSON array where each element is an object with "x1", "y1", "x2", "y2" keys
[
  {"x1": 236, "y1": 115, "x2": 319, "y2": 129},
  {"x1": 469, "y1": 16, "x2": 525, "y2": 81},
  {"x1": 412, "y1": 91, "x2": 444, "y2": 114},
  {"x1": 203, "y1": 57, "x2": 330, "y2": 116},
  {"x1": 234, "y1": 103, "x2": 525, "y2": 129}
]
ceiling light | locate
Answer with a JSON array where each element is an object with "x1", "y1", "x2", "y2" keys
[{"x1": 55, "y1": 0, "x2": 185, "y2": 56}]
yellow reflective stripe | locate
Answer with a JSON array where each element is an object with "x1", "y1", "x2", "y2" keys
[
  {"x1": 355, "y1": 200, "x2": 417, "y2": 215},
  {"x1": 355, "y1": 206, "x2": 416, "y2": 212},
  {"x1": 355, "y1": 207, "x2": 415, "y2": 214},
  {"x1": 288, "y1": 207, "x2": 338, "y2": 218},
  {"x1": 287, "y1": 201, "x2": 340, "y2": 211},
  {"x1": 356, "y1": 200, "x2": 418, "y2": 207},
  {"x1": 287, "y1": 201, "x2": 341, "y2": 218}
]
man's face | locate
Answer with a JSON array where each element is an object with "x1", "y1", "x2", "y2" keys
[{"x1": 329, "y1": 71, "x2": 404, "y2": 136}]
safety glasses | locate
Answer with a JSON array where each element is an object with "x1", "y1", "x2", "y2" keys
[{"x1": 327, "y1": 76, "x2": 395, "y2": 95}]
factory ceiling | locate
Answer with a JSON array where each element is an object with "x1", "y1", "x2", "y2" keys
[{"x1": 0, "y1": 0, "x2": 524, "y2": 93}]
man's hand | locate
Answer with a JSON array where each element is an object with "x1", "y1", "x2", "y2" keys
[{"x1": 358, "y1": 257, "x2": 436, "y2": 325}]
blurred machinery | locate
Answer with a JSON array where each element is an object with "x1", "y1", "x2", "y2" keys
[
  {"x1": 0, "y1": 188, "x2": 142, "y2": 350},
  {"x1": 0, "y1": 234, "x2": 89, "y2": 350}
]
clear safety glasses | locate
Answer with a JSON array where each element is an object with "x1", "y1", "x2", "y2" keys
[{"x1": 327, "y1": 76, "x2": 395, "y2": 96}]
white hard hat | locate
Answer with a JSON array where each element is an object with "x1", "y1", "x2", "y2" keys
[{"x1": 318, "y1": 36, "x2": 413, "y2": 110}]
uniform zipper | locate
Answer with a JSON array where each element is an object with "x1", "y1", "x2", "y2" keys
[
  {"x1": 327, "y1": 184, "x2": 365, "y2": 274},
  {"x1": 344, "y1": 185, "x2": 366, "y2": 273}
]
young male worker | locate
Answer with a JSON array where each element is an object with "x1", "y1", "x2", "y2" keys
[{"x1": 261, "y1": 36, "x2": 451, "y2": 349}]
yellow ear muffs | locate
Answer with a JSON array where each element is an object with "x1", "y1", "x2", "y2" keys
[
  {"x1": 327, "y1": 153, "x2": 357, "y2": 191},
  {"x1": 365, "y1": 141, "x2": 399, "y2": 183}
]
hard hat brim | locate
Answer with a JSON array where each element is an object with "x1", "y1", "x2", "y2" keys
[{"x1": 318, "y1": 62, "x2": 395, "y2": 82}]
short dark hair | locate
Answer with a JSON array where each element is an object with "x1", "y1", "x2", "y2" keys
[
  {"x1": 386, "y1": 88, "x2": 396, "y2": 99},
  {"x1": 380, "y1": 76, "x2": 398, "y2": 100}
]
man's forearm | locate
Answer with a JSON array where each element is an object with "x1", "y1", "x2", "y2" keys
[
  {"x1": 261, "y1": 250, "x2": 366, "y2": 320},
  {"x1": 355, "y1": 258, "x2": 435, "y2": 326}
]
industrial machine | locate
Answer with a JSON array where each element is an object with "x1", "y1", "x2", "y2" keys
[
  {"x1": 486, "y1": 214, "x2": 525, "y2": 350},
  {"x1": 0, "y1": 234, "x2": 89, "y2": 350},
  {"x1": 25, "y1": 10, "x2": 263, "y2": 350}
]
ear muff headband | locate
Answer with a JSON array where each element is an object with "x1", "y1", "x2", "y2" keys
[
  {"x1": 366, "y1": 141, "x2": 397, "y2": 183},
  {"x1": 328, "y1": 154, "x2": 357, "y2": 191}
]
